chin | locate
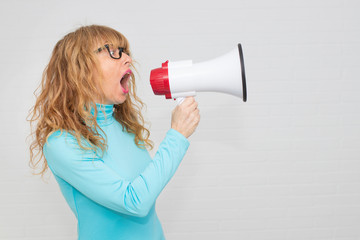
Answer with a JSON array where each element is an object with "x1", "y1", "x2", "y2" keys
[
  {"x1": 114, "y1": 96, "x2": 127, "y2": 105},
  {"x1": 105, "y1": 91, "x2": 128, "y2": 105}
]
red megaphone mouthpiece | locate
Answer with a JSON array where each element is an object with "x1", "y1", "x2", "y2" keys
[{"x1": 150, "y1": 61, "x2": 172, "y2": 99}]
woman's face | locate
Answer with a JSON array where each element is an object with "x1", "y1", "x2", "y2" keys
[{"x1": 94, "y1": 44, "x2": 133, "y2": 105}]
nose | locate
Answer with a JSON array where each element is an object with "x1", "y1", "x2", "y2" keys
[{"x1": 122, "y1": 53, "x2": 132, "y2": 65}]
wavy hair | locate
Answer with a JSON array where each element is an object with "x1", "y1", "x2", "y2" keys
[{"x1": 28, "y1": 25, "x2": 153, "y2": 177}]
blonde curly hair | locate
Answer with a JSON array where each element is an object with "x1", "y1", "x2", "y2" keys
[{"x1": 28, "y1": 25, "x2": 153, "y2": 177}]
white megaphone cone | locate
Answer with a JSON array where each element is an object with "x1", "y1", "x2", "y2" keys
[{"x1": 150, "y1": 43, "x2": 247, "y2": 104}]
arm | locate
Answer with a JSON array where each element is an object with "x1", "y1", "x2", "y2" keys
[{"x1": 44, "y1": 128, "x2": 189, "y2": 218}]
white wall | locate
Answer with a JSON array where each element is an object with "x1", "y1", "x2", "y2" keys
[{"x1": 1, "y1": 0, "x2": 360, "y2": 239}]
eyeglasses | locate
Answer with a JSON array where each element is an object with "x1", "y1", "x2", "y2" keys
[{"x1": 95, "y1": 44, "x2": 126, "y2": 59}]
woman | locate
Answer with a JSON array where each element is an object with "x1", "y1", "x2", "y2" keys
[{"x1": 28, "y1": 25, "x2": 200, "y2": 240}]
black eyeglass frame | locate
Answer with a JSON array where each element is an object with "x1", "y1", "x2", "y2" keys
[{"x1": 95, "y1": 44, "x2": 125, "y2": 59}]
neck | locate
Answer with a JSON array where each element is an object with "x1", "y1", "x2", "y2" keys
[{"x1": 90, "y1": 103, "x2": 115, "y2": 126}]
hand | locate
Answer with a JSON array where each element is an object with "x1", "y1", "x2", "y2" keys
[{"x1": 171, "y1": 97, "x2": 200, "y2": 138}]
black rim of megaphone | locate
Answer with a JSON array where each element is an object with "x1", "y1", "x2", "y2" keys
[{"x1": 238, "y1": 43, "x2": 247, "y2": 102}]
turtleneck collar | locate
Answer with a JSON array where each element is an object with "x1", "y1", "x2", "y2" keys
[{"x1": 90, "y1": 103, "x2": 115, "y2": 126}]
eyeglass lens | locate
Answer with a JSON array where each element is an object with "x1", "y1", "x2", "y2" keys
[{"x1": 105, "y1": 45, "x2": 123, "y2": 59}]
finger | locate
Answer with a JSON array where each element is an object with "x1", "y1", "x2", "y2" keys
[
  {"x1": 195, "y1": 112, "x2": 200, "y2": 124},
  {"x1": 181, "y1": 97, "x2": 195, "y2": 107},
  {"x1": 190, "y1": 109, "x2": 200, "y2": 120},
  {"x1": 186, "y1": 100, "x2": 198, "y2": 110}
]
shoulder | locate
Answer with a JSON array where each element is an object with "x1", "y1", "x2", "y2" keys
[
  {"x1": 44, "y1": 130, "x2": 78, "y2": 159},
  {"x1": 44, "y1": 129, "x2": 96, "y2": 153},
  {"x1": 44, "y1": 130, "x2": 90, "y2": 164},
  {"x1": 45, "y1": 130, "x2": 78, "y2": 150},
  {"x1": 44, "y1": 130, "x2": 99, "y2": 173}
]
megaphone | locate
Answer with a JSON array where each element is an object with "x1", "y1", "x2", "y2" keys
[{"x1": 150, "y1": 43, "x2": 247, "y2": 104}]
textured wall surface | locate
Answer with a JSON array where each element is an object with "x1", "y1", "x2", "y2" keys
[{"x1": 1, "y1": 0, "x2": 359, "y2": 239}]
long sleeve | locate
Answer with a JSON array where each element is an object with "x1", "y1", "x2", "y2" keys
[{"x1": 43, "y1": 128, "x2": 189, "y2": 218}]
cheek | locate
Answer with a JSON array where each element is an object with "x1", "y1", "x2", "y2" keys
[
  {"x1": 99, "y1": 62, "x2": 111, "y2": 79},
  {"x1": 101, "y1": 62, "x2": 119, "y2": 82},
  {"x1": 92, "y1": 68, "x2": 103, "y2": 90}
]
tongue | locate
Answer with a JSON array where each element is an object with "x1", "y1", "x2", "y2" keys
[{"x1": 121, "y1": 78, "x2": 129, "y2": 93}]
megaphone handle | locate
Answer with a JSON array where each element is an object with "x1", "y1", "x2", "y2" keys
[{"x1": 175, "y1": 97, "x2": 185, "y2": 105}]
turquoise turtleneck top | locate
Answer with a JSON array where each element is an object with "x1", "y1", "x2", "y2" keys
[{"x1": 43, "y1": 103, "x2": 190, "y2": 240}]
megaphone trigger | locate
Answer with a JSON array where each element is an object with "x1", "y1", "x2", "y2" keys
[{"x1": 175, "y1": 97, "x2": 185, "y2": 105}]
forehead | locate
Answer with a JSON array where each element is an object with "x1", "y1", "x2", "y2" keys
[
  {"x1": 95, "y1": 41, "x2": 127, "y2": 52},
  {"x1": 95, "y1": 32, "x2": 128, "y2": 48}
]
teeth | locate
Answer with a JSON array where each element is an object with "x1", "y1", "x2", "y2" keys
[{"x1": 122, "y1": 72, "x2": 130, "y2": 80}]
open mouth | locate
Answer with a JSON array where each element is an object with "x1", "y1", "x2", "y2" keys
[{"x1": 120, "y1": 71, "x2": 131, "y2": 94}]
